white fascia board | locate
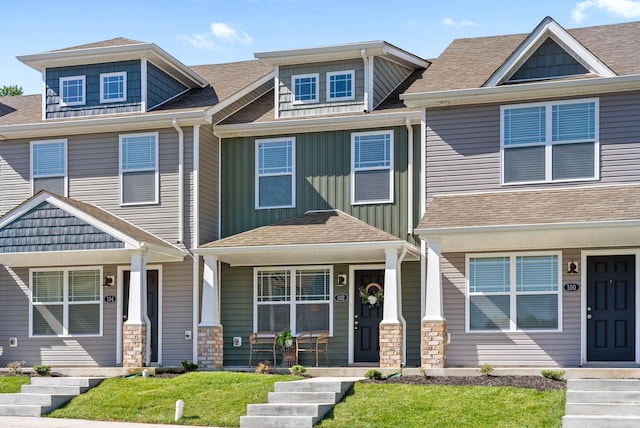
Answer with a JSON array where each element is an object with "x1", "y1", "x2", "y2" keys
[
  {"x1": 204, "y1": 71, "x2": 275, "y2": 119},
  {"x1": 195, "y1": 240, "x2": 416, "y2": 256},
  {"x1": 401, "y1": 74, "x2": 640, "y2": 108},
  {"x1": 213, "y1": 110, "x2": 422, "y2": 138}
]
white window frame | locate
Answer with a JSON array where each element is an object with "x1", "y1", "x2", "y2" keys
[
  {"x1": 253, "y1": 265, "x2": 334, "y2": 336},
  {"x1": 29, "y1": 266, "x2": 103, "y2": 338},
  {"x1": 119, "y1": 132, "x2": 159, "y2": 206},
  {"x1": 351, "y1": 130, "x2": 394, "y2": 205},
  {"x1": 326, "y1": 70, "x2": 355, "y2": 101},
  {"x1": 255, "y1": 137, "x2": 296, "y2": 210},
  {"x1": 465, "y1": 251, "x2": 563, "y2": 333},
  {"x1": 500, "y1": 98, "x2": 600, "y2": 185},
  {"x1": 30, "y1": 139, "x2": 68, "y2": 196},
  {"x1": 59, "y1": 75, "x2": 86, "y2": 106},
  {"x1": 100, "y1": 71, "x2": 127, "y2": 103},
  {"x1": 291, "y1": 73, "x2": 319, "y2": 105}
]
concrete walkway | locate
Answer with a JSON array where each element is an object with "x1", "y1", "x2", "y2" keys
[{"x1": 0, "y1": 416, "x2": 221, "y2": 428}]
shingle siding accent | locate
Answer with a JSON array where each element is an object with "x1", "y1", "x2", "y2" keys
[
  {"x1": 509, "y1": 38, "x2": 589, "y2": 81},
  {"x1": 373, "y1": 58, "x2": 412, "y2": 107},
  {"x1": 147, "y1": 62, "x2": 188, "y2": 110}
]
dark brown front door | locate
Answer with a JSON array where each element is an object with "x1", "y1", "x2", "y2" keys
[
  {"x1": 587, "y1": 255, "x2": 635, "y2": 361},
  {"x1": 354, "y1": 270, "x2": 384, "y2": 363},
  {"x1": 123, "y1": 270, "x2": 159, "y2": 363}
]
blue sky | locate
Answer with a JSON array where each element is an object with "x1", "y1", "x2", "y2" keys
[{"x1": 3, "y1": 0, "x2": 640, "y2": 94}]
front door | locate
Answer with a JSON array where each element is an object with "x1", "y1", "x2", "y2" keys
[
  {"x1": 354, "y1": 270, "x2": 384, "y2": 363},
  {"x1": 587, "y1": 255, "x2": 635, "y2": 361},
  {"x1": 123, "y1": 270, "x2": 159, "y2": 363}
]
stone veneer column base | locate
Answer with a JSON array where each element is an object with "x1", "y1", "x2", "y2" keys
[
  {"x1": 379, "y1": 323, "x2": 403, "y2": 368},
  {"x1": 421, "y1": 320, "x2": 447, "y2": 368},
  {"x1": 198, "y1": 325, "x2": 224, "y2": 369},
  {"x1": 123, "y1": 323, "x2": 146, "y2": 368}
]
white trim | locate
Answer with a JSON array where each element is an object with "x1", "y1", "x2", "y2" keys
[
  {"x1": 274, "y1": 67, "x2": 280, "y2": 119},
  {"x1": 465, "y1": 251, "x2": 563, "y2": 333},
  {"x1": 59, "y1": 75, "x2": 86, "y2": 107},
  {"x1": 348, "y1": 264, "x2": 385, "y2": 364},
  {"x1": 30, "y1": 138, "x2": 68, "y2": 197},
  {"x1": 351, "y1": 130, "x2": 394, "y2": 205},
  {"x1": 41, "y1": 70, "x2": 46, "y2": 121},
  {"x1": 100, "y1": 71, "x2": 127, "y2": 103},
  {"x1": 119, "y1": 132, "x2": 160, "y2": 206},
  {"x1": 141, "y1": 59, "x2": 148, "y2": 112},
  {"x1": 255, "y1": 137, "x2": 296, "y2": 210},
  {"x1": 326, "y1": 70, "x2": 355, "y2": 102},
  {"x1": 291, "y1": 73, "x2": 319, "y2": 105}
]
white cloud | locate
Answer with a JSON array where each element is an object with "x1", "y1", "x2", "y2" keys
[
  {"x1": 572, "y1": 0, "x2": 640, "y2": 22},
  {"x1": 178, "y1": 22, "x2": 253, "y2": 50},
  {"x1": 406, "y1": 19, "x2": 417, "y2": 27},
  {"x1": 441, "y1": 17, "x2": 477, "y2": 28}
]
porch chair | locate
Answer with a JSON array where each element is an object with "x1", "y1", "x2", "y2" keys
[
  {"x1": 296, "y1": 330, "x2": 330, "y2": 367},
  {"x1": 248, "y1": 331, "x2": 277, "y2": 367}
]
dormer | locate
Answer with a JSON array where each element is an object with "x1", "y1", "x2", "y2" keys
[
  {"x1": 255, "y1": 41, "x2": 429, "y2": 119},
  {"x1": 17, "y1": 38, "x2": 209, "y2": 120}
]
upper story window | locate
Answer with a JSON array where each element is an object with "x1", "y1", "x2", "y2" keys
[
  {"x1": 255, "y1": 138, "x2": 295, "y2": 209},
  {"x1": 326, "y1": 70, "x2": 355, "y2": 101},
  {"x1": 501, "y1": 99, "x2": 598, "y2": 184},
  {"x1": 292, "y1": 73, "x2": 319, "y2": 104},
  {"x1": 100, "y1": 72, "x2": 127, "y2": 103},
  {"x1": 59, "y1": 76, "x2": 86, "y2": 106},
  {"x1": 31, "y1": 139, "x2": 67, "y2": 196},
  {"x1": 119, "y1": 132, "x2": 158, "y2": 205},
  {"x1": 467, "y1": 252, "x2": 561, "y2": 332},
  {"x1": 351, "y1": 130, "x2": 394, "y2": 204}
]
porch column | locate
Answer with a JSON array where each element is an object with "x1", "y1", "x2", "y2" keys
[
  {"x1": 198, "y1": 255, "x2": 223, "y2": 369},
  {"x1": 421, "y1": 239, "x2": 448, "y2": 368},
  {"x1": 380, "y1": 248, "x2": 403, "y2": 368},
  {"x1": 123, "y1": 250, "x2": 147, "y2": 367}
]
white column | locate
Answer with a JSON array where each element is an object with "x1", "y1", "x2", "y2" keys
[
  {"x1": 125, "y1": 250, "x2": 147, "y2": 325},
  {"x1": 382, "y1": 248, "x2": 400, "y2": 324},
  {"x1": 200, "y1": 255, "x2": 221, "y2": 327},
  {"x1": 424, "y1": 239, "x2": 445, "y2": 321}
]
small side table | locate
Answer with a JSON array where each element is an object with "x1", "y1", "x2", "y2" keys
[{"x1": 280, "y1": 346, "x2": 297, "y2": 367}]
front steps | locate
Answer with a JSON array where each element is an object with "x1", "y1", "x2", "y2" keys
[
  {"x1": 563, "y1": 379, "x2": 640, "y2": 427},
  {"x1": 0, "y1": 377, "x2": 103, "y2": 417},
  {"x1": 240, "y1": 378, "x2": 355, "y2": 427}
]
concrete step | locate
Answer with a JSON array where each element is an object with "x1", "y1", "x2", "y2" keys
[
  {"x1": 0, "y1": 393, "x2": 74, "y2": 407},
  {"x1": 20, "y1": 385, "x2": 84, "y2": 395},
  {"x1": 0, "y1": 405, "x2": 43, "y2": 417},
  {"x1": 563, "y1": 415, "x2": 640, "y2": 428},
  {"x1": 567, "y1": 378, "x2": 640, "y2": 391},
  {"x1": 274, "y1": 380, "x2": 351, "y2": 396},
  {"x1": 240, "y1": 415, "x2": 315, "y2": 428},
  {"x1": 566, "y1": 403, "x2": 640, "y2": 417},
  {"x1": 267, "y1": 391, "x2": 338, "y2": 404},
  {"x1": 247, "y1": 403, "x2": 333, "y2": 417},
  {"x1": 29, "y1": 377, "x2": 103, "y2": 388},
  {"x1": 567, "y1": 390, "x2": 640, "y2": 404}
]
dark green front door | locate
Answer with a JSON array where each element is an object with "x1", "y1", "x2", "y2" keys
[{"x1": 354, "y1": 270, "x2": 384, "y2": 363}]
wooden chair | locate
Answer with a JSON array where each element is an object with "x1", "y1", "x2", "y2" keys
[
  {"x1": 296, "y1": 330, "x2": 330, "y2": 367},
  {"x1": 248, "y1": 331, "x2": 277, "y2": 367}
]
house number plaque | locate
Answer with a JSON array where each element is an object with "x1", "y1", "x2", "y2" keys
[
  {"x1": 564, "y1": 283, "x2": 580, "y2": 292},
  {"x1": 334, "y1": 294, "x2": 348, "y2": 302},
  {"x1": 104, "y1": 295, "x2": 117, "y2": 303}
]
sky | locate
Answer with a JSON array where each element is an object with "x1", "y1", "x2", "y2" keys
[{"x1": 3, "y1": 0, "x2": 640, "y2": 95}]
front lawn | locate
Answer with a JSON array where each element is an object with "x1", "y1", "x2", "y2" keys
[{"x1": 0, "y1": 375, "x2": 30, "y2": 393}]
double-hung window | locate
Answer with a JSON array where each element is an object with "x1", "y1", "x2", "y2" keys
[
  {"x1": 254, "y1": 267, "x2": 332, "y2": 335},
  {"x1": 327, "y1": 70, "x2": 355, "y2": 101},
  {"x1": 467, "y1": 252, "x2": 561, "y2": 332},
  {"x1": 59, "y1": 76, "x2": 86, "y2": 106},
  {"x1": 30, "y1": 267, "x2": 102, "y2": 337},
  {"x1": 100, "y1": 72, "x2": 127, "y2": 103},
  {"x1": 120, "y1": 132, "x2": 159, "y2": 205},
  {"x1": 351, "y1": 130, "x2": 394, "y2": 204},
  {"x1": 501, "y1": 99, "x2": 598, "y2": 184},
  {"x1": 292, "y1": 73, "x2": 319, "y2": 104},
  {"x1": 256, "y1": 138, "x2": 295, "y2": 209},
  {"x1": 31, "y1": 139, "x2": 67, "y2": 196}
]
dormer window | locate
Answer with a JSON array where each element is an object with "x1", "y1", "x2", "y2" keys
[
  {"x1": 292, "y1": 73, "x2": 319, "y2": 104},
  {"x1": 100, "y1": 72, "x2": 127, "y2": 103},
  {"x1": 327, "y1": 70, "x2": 355, "y2": 101},
  {"x1": 59, "y1": 76, "x2": 85, "y2": 106}
]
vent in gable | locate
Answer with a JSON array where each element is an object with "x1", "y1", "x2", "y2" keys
[{"x1": 507, "y1": 38, "x2": 589, "y2": 83}]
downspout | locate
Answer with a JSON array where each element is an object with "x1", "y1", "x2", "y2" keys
[
  {"x1": 405, "y1": 117, "x2": 414, "y2": 238},
  {"x1": 420, "y1": 109, "x2": 427, "y2": 318},
  {"x1": 172, "y1": 119, "x2": 184, "y2": 244},
  {"x1": 192, "y1": 124, "x2": 201, "y2": 364},
  {"x1": 360, "y1": 50, "x2": 370, "y2": 112}
]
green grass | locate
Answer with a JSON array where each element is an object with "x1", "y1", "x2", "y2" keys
[
  {"x1": 47, "y1": 372, "x2": 297, "y2": 427},
  {"x1": 317, "y1": 383, "x2": 566, "y2": 428},
  {"x1": 0, "y1": 376, "x2": 30, "y2": 393}
]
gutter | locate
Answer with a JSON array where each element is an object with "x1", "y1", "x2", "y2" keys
[{"x1": 172, "y1": 119, "x2": 184, "y2": 244}]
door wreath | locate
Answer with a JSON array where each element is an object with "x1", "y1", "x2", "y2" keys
[{"x1": 359, "y1": 282, "x2": 384, "y2": 307}]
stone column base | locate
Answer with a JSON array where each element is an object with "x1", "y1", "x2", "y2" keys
[
  {"x1": 198, "y1": 325, "x2": 224, "y2": 369},
  {"x1": 421, "y1": 320, "x2": 447, "y2": 368},
  {"x1": 379, "y1": 322, "x2": 403, "y2": 368},
  {"x1": 123, "y1": 323, "x2": 146, "y2": 367}
]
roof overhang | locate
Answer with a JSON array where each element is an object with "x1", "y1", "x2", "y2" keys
[
  {"x1": 195, "y1": 241, "x2": 420, "y2": 267},
  {"x1": 401, "y1": 74, "x2": 640, "y2": 108},
  {"x1": 213, "y1": 110, "x2": 422, "y2": 138},
  {"x1": 255, "y1": 41, "x2": 430, "y2": 69},
  {"x1": 204, "y1": 71, "x2": 275, "y2": 120},
  {"x1": 415, "y1": 220, "x2": 640, "y2": 253},
  {"x1": 17, "y1": 42, "x2": 208, "y2": 89}
]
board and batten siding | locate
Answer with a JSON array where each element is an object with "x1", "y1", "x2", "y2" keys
[
  {"x1": 442, "y1": 250, "x2": 581, "y2": 367},
  {"x1": 401, "y1": 261, "x2": 422, "y2": 366},
  {"x1": 372, "y1": 58, "x2": 413, "y2": 108},
  {"x1": 221, "y1": 125, "x2": 421, "y2": 241},
  {"x1": 198, "y1": 125, "x2": 219, "y2": 245},
  {"x1": 426, "y1": 91, "x2": 640, "y2": 201},
  {"x1": 277, "y1": 60, "x2": 365, "y2": 118}
]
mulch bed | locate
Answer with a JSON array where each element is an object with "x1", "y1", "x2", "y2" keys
[{"x1": 361, "y1": 375, "x2": 566, "y2": 391}]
